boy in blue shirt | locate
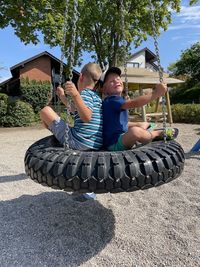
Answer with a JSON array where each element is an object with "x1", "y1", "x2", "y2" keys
[{"x1": 102, "y1": 67, "x2": 178, "y2": 151}]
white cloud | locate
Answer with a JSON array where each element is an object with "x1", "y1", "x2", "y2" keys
[
  {"x1": 168, "y1": 24, "x2": 200, "y2": 30},
  {"x1": 178, "y1": 5, "x2": 200, "y2": 22},
  {"x1": 171, "y1": 32, "x2": 200, "y2": 41},
  {"x1": 168, "y1": 5, "x2": 200, "y2": 31}
]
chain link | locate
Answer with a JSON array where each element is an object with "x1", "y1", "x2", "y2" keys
[
  {"x1": 59, "y1": 0, "x2": 69, "y2": 87},
  {"x1": 57, "y1": 0, "x2": 78, "y2": 149},
  {"x1": 68, "y1": 0, "x2": 79, "y2": 81},
  {"x1": 63, "y1": 0, "x2": 79, "y2": 149},
  {"x1": 148, "y1": 0, "x2": 167, "y2": 141},
  {"x1": 57, "y1": 0, "x2": 70, "y2": 149},
  {"x1": 120, "y1": 0, "x2": 129, "y2": 97}
]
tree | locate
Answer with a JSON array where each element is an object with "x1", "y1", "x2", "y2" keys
[
  {"x1": 168, "y1": 42, "x2": 200, "y2": 87},
  {"x1": 0, "y1": 0, "x2": 198, "y2": 69}
]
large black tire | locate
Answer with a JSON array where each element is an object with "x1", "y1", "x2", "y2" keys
[{"x1": 24, "y1": 135, "x2": 185, "y2": 193}]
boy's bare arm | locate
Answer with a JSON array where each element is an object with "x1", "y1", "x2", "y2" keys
[
  {"x1": 65, "y1": 81, "x2": 92, "y2": 122},
  {"x1": 56, "y1": 86, "x2": 68, "y2": 106},
  {"x1": 121, "y1": 83, "x2": 167, "y2": 109}
]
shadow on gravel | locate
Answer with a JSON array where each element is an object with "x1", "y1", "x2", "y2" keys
[
  {"x1": 0, "y1": 191, "x2": 115, "y2": 267},
  {"x1": 0, "y1": 173, "x2": 27, "y2": 183}
]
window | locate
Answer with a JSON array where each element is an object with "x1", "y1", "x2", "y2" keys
[{"x1": 127, "y1": 62, "x2": 140, "y2": 68}]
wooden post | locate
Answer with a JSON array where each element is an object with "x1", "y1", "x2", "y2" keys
[
  {"x1": 165, "y1": 91, "x2": 173, "y2": 125},
  {"x1": 139, "y1": 86, "x2": 147, "y2": 122},
  {"x1": 154, "y1": 97, "x2": 160, "y2": 112}
]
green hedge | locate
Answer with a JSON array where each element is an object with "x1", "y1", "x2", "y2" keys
[
  {"x1": 171, "y1": 104, "x2": 200, "y2": 123},
  {"x1": 0, "y1": 93, "x2": 8, "y2": 117},
  {"x1": 60, "y1": 111, "x2": 74, "y2": 126},
  {"x1": 20, "y1": 78, "x2": 52, "y2": 113},
  {"x1": 0, "y1": 98, "x2": 35, "y2": 127},
  {"x1": 170, "y1": 83, "x2": 200, "y2": 104}
]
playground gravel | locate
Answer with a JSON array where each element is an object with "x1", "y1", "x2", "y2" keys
[{"x1": 0, "y1": 123, "x2": 199, "y2": 267}]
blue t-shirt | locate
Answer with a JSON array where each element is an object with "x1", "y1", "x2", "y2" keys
[
  {"x1": 102, "y1": 95, "x2": 128, "y2": 148},
  {"x1": 71, "y1": 89, "x2": 103, "y2": 150}
]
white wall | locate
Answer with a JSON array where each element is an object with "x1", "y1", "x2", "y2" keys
[{"x1": 128, "y1": 51, "x2": 146, "y2": 68}]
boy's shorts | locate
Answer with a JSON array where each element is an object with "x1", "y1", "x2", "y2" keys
[
  {"x1": 48, "y1": 117, "x2": 89, "y2": 150},
  {"x1": 107, "y1": 134, "x2": 127, "y2": 151}
]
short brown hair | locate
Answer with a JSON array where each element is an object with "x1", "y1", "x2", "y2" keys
[{"x1": 81, "y1": 63, "x2": 102, "y2": 85}]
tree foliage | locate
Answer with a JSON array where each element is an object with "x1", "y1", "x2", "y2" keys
[
  {"x1": 0, "y1": 0, "x2": 198, "y2": 69},
  {"x1": 168, "y1": 42, "x2": 200, "y2": 86}
]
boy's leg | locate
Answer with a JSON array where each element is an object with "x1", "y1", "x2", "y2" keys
[
  {"x1": 40, "y1": 106, "x2": 59, "y2": 127},
  {"x1": 121, "y1": 126, "x2": 154, "y2": 149},
  {"x1": 121, "y1": 127, "x2": 178, "y2": 149},
  {"x1": 41, "y1": 107, "x2": 97, "y2": 200},
  {"x1": 128, "y1": 122, "x2": 157, "y2": 132},
  {"x1": 40, "y1": 106, "x2": 68, "y2": 145},
  {"x1": 128, "y1": 121, "x2": 150, "y2": 130}
]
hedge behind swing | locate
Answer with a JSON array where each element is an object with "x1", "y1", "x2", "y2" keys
[{"x1": 24, "y1": 0, "x2": 185, "y2": 193}]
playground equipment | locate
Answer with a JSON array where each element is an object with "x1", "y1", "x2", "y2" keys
[
  {"x1": 24, "y1": 0, "x2": 185, "y2": 193},
  {"x1": 191, "y1": 139, "x2": 200, "y2": 152}
]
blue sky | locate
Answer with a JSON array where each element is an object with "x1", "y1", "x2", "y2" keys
[{"x1": 0, "y1": 0, "x2": 199, "y2": 82}]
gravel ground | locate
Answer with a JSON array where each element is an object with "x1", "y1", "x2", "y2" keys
[{"x1": 0, "y1": 124, "x2": 199, "y2": 267}]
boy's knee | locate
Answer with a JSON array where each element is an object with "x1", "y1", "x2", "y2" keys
[
  {"x1": 40, "y1": 106, "x2": 59, "y2": 127},
  {"x1": 129, "y1": 127, "x2": 144, "y2": 139},
  {"x1": 40, "y1": 106, "x2": 52, "y2": 116}
]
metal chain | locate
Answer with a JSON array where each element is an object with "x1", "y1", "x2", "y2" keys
[
  {"x1": 124, "y1": 59, "x2": 128, "y2": 97},
  {"x1": 68, "y1": 0, "x2": 79, "y2": 81},
  {"x1": 63, "y1": 0, "x2": 79, "y2": 149},
  {"x1": 120, "y1": 0, "x2": 129, "y2": 97},
  {"x1": 57, "y1": 0, "x2": 69, "y2": 116},
  {"x1": 57, "y1": 0, "x2": 70, "y2": 149},
  {"x1": 148, "y1": 0, "x2": 167, "y2": 141},
  {"x1": 59, "y1": 0, "x2": 69, "y2": 87}
]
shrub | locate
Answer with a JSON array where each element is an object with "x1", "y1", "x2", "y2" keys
[
  {"x1": 0, "y1": 93, "x2": 8, "y2": 117},
  {"x1": 60, "y1": 110, "x2": 74, "y2": 126},
  {"x1": 20, "y1": 78, "x2": 52, "y2": 113},
  {"x1": 182, "y1": 84, "x2": 200, "y2": 103},
  {"x1": 170, "y1": 83, "x2": 200, "y2": 104},
  {"x1": 171, "y1": 104, "x2": 200, "y2": 123},
  {"x1": 0, "y1": 99, "x2": 35, "y2": 127}
]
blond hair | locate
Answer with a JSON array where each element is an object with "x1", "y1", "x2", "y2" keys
[{"x1": 81, "y1": 63, "x2": 102, "y2": 85}]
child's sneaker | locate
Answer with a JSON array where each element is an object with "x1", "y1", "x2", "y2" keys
[
  {"x1": 165, "y1": 127, "x2": 179, "y2": 140},
  {"x1": 153, "y1": 127, "x2": 179, "y2": 141},
  {"x1": 82, "y1": 192, "x2": 97, "y2": 200},
  {"x1": 71, "y1": 192, "x2": 96, "y2": 202},
  {"x1": 147, "y1": 122, "x2": 157, "y2": 132}
]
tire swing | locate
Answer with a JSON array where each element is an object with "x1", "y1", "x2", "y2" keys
[{"x1": 24, "y1": 0, "x2": 185, "y2": 193}]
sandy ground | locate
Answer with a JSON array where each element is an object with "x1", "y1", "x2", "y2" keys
[{"x1": 0, "y1": 124, "x2": 199, "y2": 267}]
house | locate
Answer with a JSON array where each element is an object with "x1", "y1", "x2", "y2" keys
[
  {"x1": 120, "y1": 47, "x2": 184, "y2": 89},
  {"x1": 119, "y1": 47, "x2": 184, "y2": 123},
  {"x1": 126, "y1": 47, "x2": 159, "y2": 72},
  {"x1": 0, "y1": 51, "x2": 79, "y2": 96}
]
